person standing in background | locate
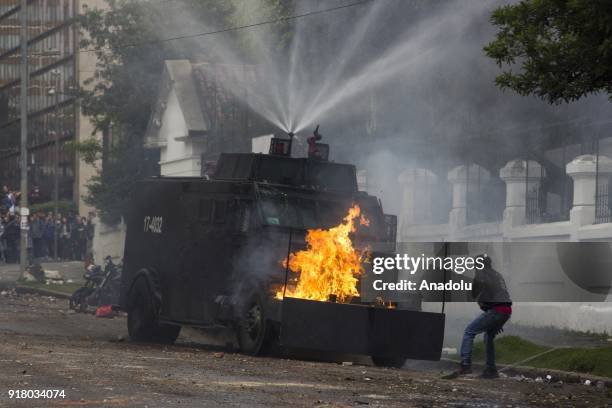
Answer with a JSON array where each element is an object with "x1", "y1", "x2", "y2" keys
[
  {"x1": 75, "y1": 217, "x2": 87, "y2": 261},
  {"x1": 0, "y1": 215, "x2": 6, "y2": 263},
  {"x1": 44, "y1": 214, "x2": 55, "y2": 260},
  {"x1": 30, "y1": 213, "x2": 44, "y2": 259},
  {"x1": 59, "y1": 217, "x2": 71, "y2": 260}
]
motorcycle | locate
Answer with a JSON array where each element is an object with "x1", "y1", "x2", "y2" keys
[{"x1": 69, "y1": 256, "x2": 122, "y2": 313}]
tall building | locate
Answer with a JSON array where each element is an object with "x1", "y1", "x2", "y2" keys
[{"x1": 0, "y1": 0, "x2": 103, "y2": 215}]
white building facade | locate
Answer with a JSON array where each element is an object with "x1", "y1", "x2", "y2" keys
[{"x1": 396, "y1": 153, "x2": 612, "y2": 334}]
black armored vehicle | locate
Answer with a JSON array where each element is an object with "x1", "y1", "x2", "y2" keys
[{"x1": 120, "y1": 136, "x2": 445, "y2": 366}]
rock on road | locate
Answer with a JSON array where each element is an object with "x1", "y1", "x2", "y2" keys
[{"x1": 0, "y1": 292, "x2": 610, "y2": 407}]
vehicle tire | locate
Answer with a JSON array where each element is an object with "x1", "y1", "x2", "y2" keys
[
  {"x1": 127, "y1": 276, "x2": 181, "y2": 344},
  {"x1": 371, "y1": 356, "x2": 407, "y2": 368},
  {"x1": 237, "y1": 293, "x2": 270, "y2": 356}
]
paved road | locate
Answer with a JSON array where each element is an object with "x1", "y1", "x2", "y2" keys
[{"x1": 0, "y1": 292, "x2": 610, "y2": 407}]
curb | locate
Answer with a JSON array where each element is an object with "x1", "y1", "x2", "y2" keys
[
  {"x1": 501, "y1": 364, "x2": 612, "y2": 388},
  {"x1": 442, "y1": 358, "x2": 611, "y2": 387},
  {"x1": 0, "y1": 281, "x2": 16, "y2": 291},
  {"x1": 14, "y1": 285, "x2": 72, "y2": 300}
]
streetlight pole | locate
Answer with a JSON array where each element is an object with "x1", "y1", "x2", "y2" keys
[
  {"x1": 49, "y1": 69, "x2": 61, "y2": 260},
  {"x1": 19, "y1": 0, "x2": 29, "y2": 278}
]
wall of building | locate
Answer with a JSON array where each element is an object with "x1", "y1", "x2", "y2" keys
[
  {"x1": 396, "y1": 154, "x2": 612, "y2": 334},
  {"x1": 158, "y1": 89, "x2": 202, "y2": 177},
  {"x1": 75, "y1": 0, "x2": 107, "y2": 217},
  {"x1": 0, "y1": 0, "x2": 78, "y2": 201},
  {"x1": 0, "y1": 0, "x2": 106, "y2": 216},
  {"x1": 91, "y1": 217, "x2": 126, "y2": 265}
]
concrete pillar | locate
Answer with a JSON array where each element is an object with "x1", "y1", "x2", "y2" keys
[
  {"x1": 398, "y1": 168, "x2": 438, "y2": 232},
  {"x1": 567, "y1": 154, "x2": 612, "y2": 226},
  {"x1": 447, "y1": 164, "x2": 490, "y2": 231},
  {"x1": 500, "y1": 159, "x2": 545, "y2": 228}
]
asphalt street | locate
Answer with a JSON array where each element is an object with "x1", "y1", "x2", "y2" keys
[{"x1": 0, "y1": 291, "x2": 610, "y2": 407}]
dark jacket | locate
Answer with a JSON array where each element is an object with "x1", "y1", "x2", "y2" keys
[
  {"x1": 30, "y1": 218, "x2": 44, "y2": 239},
  {"x1": 4, "y1": 219, "x2": 19, "y2": 240},
  {"x1": 472, "y1": 266, "x2": 512, "y2": 311},
  {"x1": 44, "y1": 221, "x2": 55, "y2": 239}
]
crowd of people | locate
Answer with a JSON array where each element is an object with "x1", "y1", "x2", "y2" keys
[{"x1": 0, "y1": 185, "x2": 94, "y2": 264}]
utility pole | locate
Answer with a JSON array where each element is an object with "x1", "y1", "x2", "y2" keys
[
  {"x1": 19, "y1": 0, "x2": 29, "y2": 278},
  {"x1": 49, "y1": 69, "x2": 61, "y2": 260}
]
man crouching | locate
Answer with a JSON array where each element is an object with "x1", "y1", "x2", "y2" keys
[{"x1": 453, "y1": 254, "x2": 512, "y2": 379}]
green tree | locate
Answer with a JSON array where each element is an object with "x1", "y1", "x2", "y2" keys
[
  {"x1": 484, "y1": 0, "x2": 612, "y2": 104},
  {"x1": 77, "y1": 0, "x2": 292, "y2": 224}
]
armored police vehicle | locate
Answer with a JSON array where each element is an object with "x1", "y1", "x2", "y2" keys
[{"x1": 119, "y1": 134, "x2": 445, "y2": 366}]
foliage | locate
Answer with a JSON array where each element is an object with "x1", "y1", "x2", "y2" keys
[
  {"x1": 472, "y1": 335, "x2": 548, "y2": 365},
  {"x1": 75, "y1": 1, "x2": 225, "y2": 224},
  {"x1": 228, "y1": 0, "x2": 294, "y2": 59},
  {"x1": 76, "y1": 0, "x2": 293, "y2": 225},
  {"x1": 484, "y1": 0, "x2": 612, "y2": 104},
  {"x1": 30, "y1": 200, "x2": 78, "y2": 216}
]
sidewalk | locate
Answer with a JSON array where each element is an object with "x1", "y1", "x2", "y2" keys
[{"x1": 0, "y1": 260, "x2": 85, "y2": 289}]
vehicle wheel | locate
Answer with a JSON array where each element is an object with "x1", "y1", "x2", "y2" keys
[
  {"x1": 127, "y1": 276, "x2": 181, "y2": 344},
  {"x1": 69, "y1": 287, "x2": 94, "y2": 313},
  {"x1": 237, "y1": 293, "x2": 270, "y2": 356},
  {"x1": 371, "y1": 356, "x2": 407, "y2": 368}
]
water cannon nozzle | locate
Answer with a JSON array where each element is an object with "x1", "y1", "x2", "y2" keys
[{"x1": 307, "y1": 124, "x2": 329, "y2": 161}]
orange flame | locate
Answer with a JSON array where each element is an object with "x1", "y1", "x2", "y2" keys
[{"x1": 277, "y1": 204, "x2": 369, "y2": 303}]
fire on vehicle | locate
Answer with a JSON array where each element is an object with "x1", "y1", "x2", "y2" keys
[{"x1": 119, "y1": 127, "x2": 445, "y2": 367}]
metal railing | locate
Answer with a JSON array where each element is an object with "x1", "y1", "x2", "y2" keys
[
  {"x1": 526, "y1": 186, "x2": 544, "y2": 224},
  {"x1": 525, "y1": 184, "x2": 571, "y2": 224},
  {"x1": 465, "y1": 181, "x2": 505, "y2": 225},
  {"x1": 595, "y1": 182, "x2": 611, "y2": 224}
]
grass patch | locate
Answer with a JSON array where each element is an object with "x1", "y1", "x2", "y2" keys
[
  {"x1": 472, "y1": 336, "x2": 612, "y2": 378},
  {"x1": 472, "y1": 335, "x2": 549, "y2": 365},
  {"x1": 18, "y1": 280, "x2": 82, "y2": 295},
  {"x1": 529, "y1": 347, "x2": 612, "y2": 378}
]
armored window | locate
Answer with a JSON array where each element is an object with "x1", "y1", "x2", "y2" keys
[
  {"x1": 213, "y1": 200, "x2": 226, "y2": 223},
  {"x1": 199, "y1": 199, "x2": 212, "y2": 222}
]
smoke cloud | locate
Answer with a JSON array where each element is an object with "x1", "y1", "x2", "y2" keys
[{"x1": 149, "y1": 0, "x2": 612, "y2": 222}]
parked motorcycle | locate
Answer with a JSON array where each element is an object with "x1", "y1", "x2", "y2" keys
[{"x1": 69, "y1": 256, "x2": 122, "y2": 313}]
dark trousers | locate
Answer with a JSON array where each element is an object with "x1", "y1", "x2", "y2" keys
[
  {"x1": 59, "y1": 238, "x2": 71, "y2": 260},
  {"x1": 6, "y1": 239, "x2": 18, "y2": 263},
  {"x1": 460, "y1": 309, "x2": 510, "y2": 369},
  {"x1": 45, "y1": 237, "x2": 55, "y2": 258},
  {"x1": 32, "y1": 238, "x2": 43, "y2": 258}
]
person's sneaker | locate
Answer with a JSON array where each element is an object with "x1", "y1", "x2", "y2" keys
[
  {"x1": 441, "y1": 364, "x2": 472, "y2": 379},
  {"x1": 480, "y1": 367, "x2": 499, "y2": 379}
]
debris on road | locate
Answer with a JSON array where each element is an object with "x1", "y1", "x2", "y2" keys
[{"x1": 0, "y1": 293, "x2": 610, "y2": 407}]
